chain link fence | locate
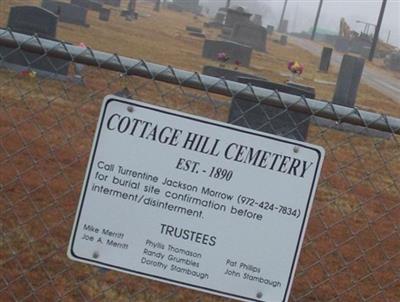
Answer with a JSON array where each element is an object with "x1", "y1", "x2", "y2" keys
[{"x1": 0, "y1": 29, "x2": 399, "y2": 302}]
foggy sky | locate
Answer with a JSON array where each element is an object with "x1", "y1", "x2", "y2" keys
[{"x1": 201, "y1": 0, "x2": 400, "y2": 48}]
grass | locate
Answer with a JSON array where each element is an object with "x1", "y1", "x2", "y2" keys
[{"x1": 0, "y1": 1, "x2": 399, "y2": 302}]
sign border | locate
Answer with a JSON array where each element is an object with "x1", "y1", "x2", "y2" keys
[{"x1": 68, "y1": 95, "x2": 324, "y2": 302}]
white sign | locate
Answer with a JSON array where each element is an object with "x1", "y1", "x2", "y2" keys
[{"x1": 68, "y1": 96, "x2": 325, "y2": 302}]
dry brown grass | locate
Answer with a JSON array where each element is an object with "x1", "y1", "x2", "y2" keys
[{"x1": 1, "y1": 1, "x2": 399, "y2": 302}]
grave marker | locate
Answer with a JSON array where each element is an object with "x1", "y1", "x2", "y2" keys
[
  {"x1": 280, "y1": 35, "x2": 288, "y2": 46},
  {"x1": 229, "y1": 77, "x2": 313, "y2": 141},
  {"x1": 230, "y1": 23, "x2": 267, "y2": 52},
  {"x1": 104, "y1": 0, "x2": 121, "y2": 7},
  {"x1": 319, "y1": 47, "x2": 332, "y2": 72},
  {"x1": 202, "y1": 65, "x2": 261, "y2": 81},
  {"x1": 172, "y1": 0, "x2": 201, "y2": 14},
  {"x1": 71, "y1": 0, "x2": 103, "y2": 11},
  {"x1": 121, "y1": 0, "x2": 138, "y2": 20},
  {"x1": 8, "y1": 5, "x2": 58, "y2": 38},
  {"x1": 0, "y1": 6, "x2": 70, "y2": 79},
  {"x1": 99, "y1": 8, "x2": 111, "y2": 21},
  {"x1": 186, "y1": 26, "x2": 202, "y2": 34},
  {"x1": 202, "y1": 40, "x2": 252, "y2": 67},
  {"x1": 251, "y1": 14, "x2": 262, "y2": 26},
  {"x1": 333, "y1": 55, "x2": 364, "y2": 107},
  {"x1": 224, "y1": 7, "x2": 251, "y2": 28},
  {"x1": 42, "y1": 0, "x2": 89, "y2": 27}
]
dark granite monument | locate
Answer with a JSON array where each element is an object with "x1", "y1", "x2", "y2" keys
[
  {"x1": 186, "y1": 26, "x2": 202, "y2": 33},
  {"x1": 202, "y1": 65, "x2": 262, "y2": 82},
  {"x1": 121, "y1": 0, "x2": 138, "y2": 20},
  {"x1": 229, "y1": 77, "x2": 313, "y2": 141},
  {"x1": 280, "y1": 35, "x2": 288, "y2": 46},
  {"x1": 104, "y1": 0, "x2": 121, "y2": 7},
  {"x1": 319, "y1": 47, "x2": 333, "y2": 72},
  {"x1": 230, "y1": 23, "x2": 267, "y2": 52},
  {"x1": 214, "y1": 11, "x2": 226, "y2": 25},
  {"x1": 333, "y1": 55, "x2": 365, "y2": 107},
  {"x1": 0, "y1": 6, "x2": 70, "y2": 78},
  {"x1": 224, "y1": 6, "x2": 251, "y2": 28},
  {"x1": 99, "y1": 7, "x2": 111, "y2": 21},
  {"x1": 266, "y1": 25, "x2": 274, "y2": 35},
  {"x1": 251, "y1": 14, "x2": 262, "y2": 26},
  {"x1": 172, "y1": 0, "x2": 201, "y2": 14},
  {"x1": 71, "y1": 0, "x2": 103, "y2": 11},
  {"x1": 41, "y1": 0, "x2": 89, "y2": 27},
  {"x1": 7, "y1": 5, "x2": 58, "y2": 38},
  {"x1": 202, "y1": 40, "x2": 252, "y2": 67}
]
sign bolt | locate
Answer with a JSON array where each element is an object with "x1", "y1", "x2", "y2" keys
[
  {"x1": 256, "y1": 292, "x2": 263, "y2": 299},
  {"x1": 127, "y1": 106, "x2": 134, "y2": 113},
  {"x1": 293, "y1": 146, "x2": 300, "y2": 153},
  {"x1": 93, "y1": 251, "x2": 99, "y2": 259}
]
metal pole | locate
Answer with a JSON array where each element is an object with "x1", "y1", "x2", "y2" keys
[
  {"x1": 226, "y1": 0, "x2": 231, "y2": 9},
  {"x1": 311, "y1": 0, "x2": 323, "y2": 40},
  {"x1": 278, "y1": 0, "x2": 288, "y2": 33},
  {"x1": 369, "y1": 0, "x2": 387, "y2": 61}
]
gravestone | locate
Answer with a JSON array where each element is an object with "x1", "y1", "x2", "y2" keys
[
  {"x1": 333, "y1": 55, "x2": 364, "y2": 107},
  {"x1": 278, "y1": 19, "x2": 288, "y2": 33},
  {"x1": 71, "y1": 0, "x2": 103, "y2": 11},
  {"x1": 42, "y1": 0, "x2": 89, "y2": 27},
  {"x1": 202, "y1": 40, "x2": 252, "y2": 67},
  {"x1": 186, "y1": 26, "x2": 202, "y2": 33},
  {"x1": 121, "y1": 0, "x2": 138, "y2": 20},
  {"x1": 215, "y1": 11, "x2": 225, "y2": 24},
  {"x1": 239, "y1": 78, "x2": 315, "y2": 99},
  {"x1": 104, "y1": 0, "x2": 121, "y2": 7},
  {"x1": 189, "y1": 32, "x2": 206, "y2": 38},
  {"x1": 202, "y1": 65, "x2": 262, "y2": 82},
  {"x1": 7, "y1": 5, "x2": 58, "y2": 38},
  {"x1": 172, "y1": 0, "x2": 201, "y2": 13},
  {"x1": 319, "y1": 47, "x2": 332, "y2": 72},
  {"x1": 99, "y1": 8, "x2": 111, "y2": 21},
  {"x1": 224, "y1": 7, "x2": 252, "y2": 28},
  {"x1": 219, "y1": 26, "x2": 233, "y2": 39},
  {"x1": 230, "y1": 23, "x2": 267, "y2": 52},
  {"x1": 334, "y1": 37, "x2": 350, "y2": 52},
  {"x1": 166, "y1": 3, "x2": 183, "y2": 12},
  {"x1": 0, "y1": 6, "x2": 70, "y2": 79},
  {"x1": 280, "y1": 35, "x2": 288, "y2": 46},
  {"x1": 286, "y1": 81, "x2": 316, "y2": 98},
  {"x1": 251, "y1": 14, "x2": 262, "y2": 26},
  {"x1": 266, "y1": 25, "x2": 274, "y2": 35},
  {"x1": 230, "y1": 77, "x2": 312, "y2": 141},
  {"x1": 205, "y1": 10, "x2": 225, "y2": 28}
]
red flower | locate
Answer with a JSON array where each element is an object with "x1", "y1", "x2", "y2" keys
[{"x1": 288, "y1": 61, "x2": 304, "y2": 75}]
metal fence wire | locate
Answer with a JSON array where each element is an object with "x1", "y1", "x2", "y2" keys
[{"x1": 0, "y1": 29, "x2": 399, "y2": 302}]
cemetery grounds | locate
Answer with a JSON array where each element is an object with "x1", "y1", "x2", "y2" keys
[{"x1": 0, "y1": 0, "x2": 399, "y2": 301}]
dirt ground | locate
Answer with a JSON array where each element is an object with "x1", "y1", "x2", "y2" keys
[{"x1": 0, "y1": 1, "x2": 399, "y2": 302}]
